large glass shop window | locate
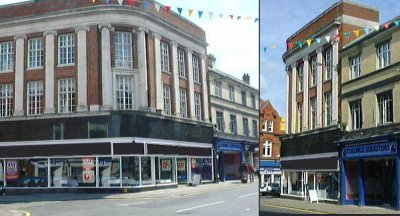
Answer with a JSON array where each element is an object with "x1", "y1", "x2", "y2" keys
[
  {"x1": 141, "y1": 157, "x2": 152, "y2": 185},
  {"x1": 99, "y1": 157, "x2": 121, "y2": 187},
  {"x1": 191, "y1": 158, "x2": 213, "y2": 181},
  {"x1": 50, "y1": 158, "x2": 96, "y2": 187},
  {"x1": 345, "y1": 161, "x2": 359, "y2": 200},
  {"x1": 156, "y1": 157, "x2": 175, "y2": 184},
  {"x1": 121, "y1": 157, "x2": 140, "y2": 187},
  {"x1": 177, "y1": 158, "x2": 188, "y2": 183},
  {"x1": 5, "y1": 159, "x2": 48, "y2": 187}
]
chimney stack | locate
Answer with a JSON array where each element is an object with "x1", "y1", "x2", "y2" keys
[
  {"x1": 207, "y1": 54, "x2": 216, "y2": 69},
  {"x1": 242, "y1": 73, "x2": 250, "y2": 84}
]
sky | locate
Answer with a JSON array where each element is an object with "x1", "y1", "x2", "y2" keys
[
  {"x1": 0, "y1": 0, "x2": 259, "y2": 89},
  {"x1": 260, "y1": 0, "x2": 400, "y2": 119}
]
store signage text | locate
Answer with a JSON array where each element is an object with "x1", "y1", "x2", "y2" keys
[
  {"x1": 217, "y1": 143, "x2": 242, "y2": 151},
  {"x1": 342, "y1": 142, "x2": 397, "y2": 159}
]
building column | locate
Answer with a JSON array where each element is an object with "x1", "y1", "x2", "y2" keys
[
  {"x1": 13, "y1": 35, "x2": 26, "y2": 116},
  {"x1": 98, "y1": 24, "x2": 114, "y2": 111},
  {"x1": 316, "y1": 48, "x2": 323, "y2": 128},
  {"x1": 340, "y1": 158, "x2": 346, "y2": 205},
  {"x1": 291, "y1": 64, "x2": 297, "y2": 133},
  {"x1": 358, "y1": 159, "x2": 365, "y2": 206},
  {"x1": 200, "y1": 55, "x2": 209, "y2": 121},
  {"x1": 186, "y1": 48, "x2": 195, "y2": 119},
  {"x1": 136, "y1": 27, "x2": 149, "y2": 109},
  {"x1": 303, "y1": 56, "x2": 309, "y2": 131},
  {"x1": 152, "y1": 33, "x2": 163, "y2": 111},
  {"x1": 44, "y1": 31, "x2": 57, "y2": 114},
  {"x1": 396, "y1": 157, "x2": 400, "y2": 210},
  {"x1": 286, "y1": 68, "x2": 290, "y2": 133},
  {"x1": 332, "y1": 40, "x2": 339, "y2": 124},
  {"x1": 170, "y1": 41, "x2": 180, "y2": 116},
  {"x1": 76, "y1": 26, "x2": 90, "y2": 112}
]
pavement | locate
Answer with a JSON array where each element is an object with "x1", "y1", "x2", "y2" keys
[{"x1": 260, "y1": 195, "x2": 400, "y2": 214}]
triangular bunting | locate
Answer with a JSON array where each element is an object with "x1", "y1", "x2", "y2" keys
[
  {"x1": 263, "y1": 47, "x2": 267, "y2": 53},
  {"x1": 384, "y1": 22, "x2": 390, "y2": 29},
  {"x1": 271, "y1": 45, "x2": 277, "y2": 48},
  {"x1": 198, "y1": 11, "x2": 203, "y2": 18},
  {"x1": 306, "y1": 39, "x2": 312, "y2": 46},
  {"x1": 343, "y1": 32, "x2": 350, "y2": 38},
  {"x1": 364, "y1": 27, "x2": 371, "y2": 34},
  {"x1": 155, "y1": 3, "x2": 160, "y2": 12},
  {"x1": 165, "y1": 6, "x2": 171, "y2": 13},
  {"x1": 177, "y1": 7, "x2": 182, "y2": 15},
  {"x1": 316, "y1": 38, "x2": 321, "y2": 43},
  {"x1": 129, "y1": 0, "x2": 135, "y2": 7},
  {"x1": 188, "y1": 9, "x2": 194, "y2": 17},
  {"x1": 208, "y1": 12, "x2": 214, "y2": 19},
  {"x1": 229, "y1": 15, "x2": 234, "y2": 20},
  {"x1": 374, "y1": 25, "x2": 380, "y2": 31},
  {"x1": 287, "y1": 42, "x2": 294, "y2": 49},
  {"x1": 104, "y1": 0, "x2": 110, "y2": 4},
  {"x1": 245, "y1": 17, "x2": 251, "y2": 20},
  {"x1": 335, "y1": 34, "x2": 340, "y2": 41},
  {"x1": 395, "y1": 20, "x2": 400, "y2": 27},
  {"x1": 118, "y1": 0, "x2": 123, "y2": 6},
  {"x1": 325, "y1": 35, "x2": 331, "y2": 43},
  {"x1": 237, "y1": 16, "x2": 241, "y2": 20},
  {"x1": 297, "y1": 41, "x2": 304, "y2": 48},
  {"x1": 254, "y1": 18, "x2": 259, "y2": 23},
  {"x1": 353, "y1": 30, "x2": 361, "y2": 37},
  {"x1": 143, "y1": 2, "x2": 150, "y2": 9}
]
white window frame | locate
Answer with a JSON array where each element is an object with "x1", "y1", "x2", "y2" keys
[
  {"x1": 178, "y1": 49, "x2": 185, "y2": 78},
  {"x1": 325, "y1": 48, "x2": 333, "y2": 80},
  {"x1": 216, "y1": 111, "x2": 224, "y2": 132},
  {"x1": 0, "y1": 42, "x2": 14, "y2": 72},
  {"x1": 27, "y1": 81, "x2": 44, "y2": 115},
  {"x1": 179, "y1": 88, "x2": 187, "y2": 118},
  {"x1": 377, "y1": 91, "x2": 393, "y2": 125},
  {"x1": 163, "y1": 85, "x2": 171, "y2": 115},
  {"x1": 115, "y1": 31, "x2": 133, "y2": 69},
  {"x1": 161, "y1": 42, "x2": 170, "y2": 72},
  {"x1": 194, "y1": 92, "x2": 201, "y2": 120},
  {"x1": 215, "y1": 81, "x2": 222, "y2": 98},
  {"x1": 58, "y1": 78, "x2": 76, "y2": 113},
  {"x1": 228, "y1": 85, "x2": 235, "y2": 101},
  {"x1": 297, "y1": 64, "x2": 304, "y2": 92},
  {"x1": 267, "y1": 121, "x2": 274, "y2": 132},
  {"x1": 310, "y1": 56, "x2": 317, "y2": 86},
  {"x1": 58, "y1": 34, "x2": 75, "y2": 66},
  {"x1": 116, "y1": 75, "x2": 134, "y2": 110},
  {"x1": 310, "y1": 97, "x2": 317, "y2": 130},
  {"x1": 252, "y1": 120, "x2": 258, "y2": 137},
  {"x1": 241, "y1": 91, "x2": 247, "y2": 106},
  {"x1": 298, "y1": 102, "x2": 303, "y2": 132},
  {"x1": 192, "y1": 55, "x2": 200, "y2": 82},
  {"x1": 350, "y1": 55, "x2": 361, "y2": 80},
  {"x1": 262, "y1": 120, "x2": 267, "y2": 132},
  {"x1": 0, "y1": 84, "x2": 13, "y2": 117},
  {"x1": 243, "y1": 117, "x2": 249, "y2": 136},
  {"x1": 350, "y1": 100, "x2": 362, "y2": 130},
  {"x1": 229, "y1": 115, "x2": 237, "y2": 134},
  {"x1": 264, "y1": 141, "x2": 272, "y2": 157},
  {"x1": 28, "y1": 38, "x2": 43, "y2": 69},
  {"x1": 377, "y1": 42, "x2": 391, "y2": 69},
  {"x1": 325, "y1": 92, "x2": 332, "y2": 126},
  {"x1": 251, "y1": 95, "x2": 256, "y2": 108}
]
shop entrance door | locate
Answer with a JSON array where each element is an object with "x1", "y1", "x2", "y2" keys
[
  {"x1": 383, "y1": 159, "x2": 395, "y2": 206},
  {"x1": 176, "y1": 158, "x2": 187, "y2": 183}
]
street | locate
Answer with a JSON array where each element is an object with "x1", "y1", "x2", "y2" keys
[
  {"x1": 260, "y1": 195, "x2": 326, "y2": 215},
  {"x1": 0, "y1": 182, "x2": 258, "y2": 216}
]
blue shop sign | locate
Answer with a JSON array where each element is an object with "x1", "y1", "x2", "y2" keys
[
  {"x1": 217, "y1": 142, "x2": 243, "y2": 152},
  {"x1": 342, "y1": 142, "x2": 397, "y2": 159}
]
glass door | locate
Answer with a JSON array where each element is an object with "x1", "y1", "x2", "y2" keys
[{"x1": 176, "y1": 158, "x2": 187, "y2": 183}]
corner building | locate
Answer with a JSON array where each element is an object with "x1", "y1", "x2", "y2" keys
[
  {"x1": 281, "y1": 0, "x2": 378, "y2": 201},
  {"x1": 0, "y1": 0, "x2": 214, "y2": 193}
]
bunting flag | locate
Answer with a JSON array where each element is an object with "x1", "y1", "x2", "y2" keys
[
  {"x1": 237, "y1": 16, "x2": 241, "y2": 20},
  {"x1": 297, "y1": 41, "x2": 304, "y2": 48},
  {"x1": 325, "y1": 35, "x2": 331, "y2": 43},
  {"x1": 209, "y1": 12, "x2": 214, "y2": 19},
  {"x1": 143, "y1": 2, "x2": 150, "y2": 9},
  {"x1": 104, "y1": 0, "x2": 110, "y2": 4},
  {"x1": 118, "y1": 0, "x2": 123, "y2": 6},
  {"x1": 306, "y1": 39, "x2": 312, "y2": 46},
  {"x1": 335, "y1": 34, "x2": 340, "y2": 41},
  {"x1": 384, "y1": 22, "x2": 390, "y2": 29},
  {"x1": 364, "y1": 27, "x2": 371, "y2": 34},
  {"x1": 229, "y1": 15, "x2": 234, "y2": 20},
  {"x1": 395, "y1": 20, "x2": 400, "y2": 27},
  {"x1": 263, "y1": 47, "x2": 267, "y2": 53},
  {"x1": 198, "y1": 11, "x2": 203, "y2": 18},
  {"x1": 188, "y1": 9, "x2": 194, "y2": 16},
  {"x1": 287, "y1": 42, "x2": 294, "y2": 49},
  {"x1": 343, "y1": 32, "x2": 350, "y2": 39},
  {"x1": 353, "y1": 30, "x2": 361, "y2": 37},
  {"x1": 165, "y1": 6, "x2": 171, "y2": 13},
  {"x1": 271, "y1": 45, "x2": 277, "y2": 48},
  {"x1": 374, "y1": 25, "x2": 380, "y2": 31},
  {"x1": 129, "y1": 0, "x2": 135, "y2": 7},
  {"x1": 254, "y1": 18, "x2": 259, "y2": 23},
  {"x1": 177, "y1": 7, "x2": 182, "y2": 15},
  {"x1": 155, "y1": 3, "x2": 160, "y2": 12},
  {"x1": 316, "y1": 38, "x2": 321, "y2": 43}
]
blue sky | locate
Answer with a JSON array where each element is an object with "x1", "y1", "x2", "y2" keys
[
  {"x1": 260, "y1": 0, "x2": 400, "y2": 118},
  {"x1": 0, "y1": 0, "x2": 259, "y2": 88}
]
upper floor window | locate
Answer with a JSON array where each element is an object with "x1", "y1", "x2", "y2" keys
[
  {"x1": 194, "y1": 92, "x2": 202, "y2": 120},
  {"x1": 53, "y1": 123, "x2": 64, "y2": 140},
  {"x1": 251, "y1": 95, "x2": 256, "y2": 108},
  {"x1": 178, "y1": 49, "x2": 185, "y2": 78},
  {"x1": 310, "y1": 97, "x2": 317, "y2": 130},
  {"x1": 310, "y1": 56, "x2": 317, "y2": 87},
  {"x1": 58, "y1": 78, "x2": 76, "y2": 113},
  {"x1": 228, "y1": 85, "x2": 235, "y2": 101},
  {"x1": 115, "y1": 32, "x2": 133, "y2": 68},
  {"x1": 229, "y1": 115, "x2": 237, "y2": 134},
  {"x1": 298, "y1": 102, "x2": 303, "y2": 132},
  {"x1": 262, "y1": 120, "x2": 267, "y2": 132},
  {"x1": 0, "y1": 42, "x2": 14, "y2": 71},
  {"x1": 27, "y1": 81, "x2": 44, "y2": 116},
  {"x1": 243, "y1": 117, "x2": 249, "y2": 136},
  {"x1": 215, "y1": 81, "x2": 222, "y2": 98},
  {"x1": 28, "y1": 38, "x2": 43, "y2": 69},
  {"x1": 179, "y1": 88, "x2": 187, "y2": 118},
  {"x1": 350, "y1": 56, "x2": 361, "y2": 79},
  {"x1": 297, "y1": 64, "x2": 304, "y2": 92},
  {"x1": 116, "y1": 76, "x2": 133, "y2": 110},
  {"x1": 88, "y1": 122, "x2": 108, "y2": 138},
  {"x1": 0, "y1": 84, "x2": 13, "y2": 117},
  {"x1": 216, "y1": 111, "x2": 224, "y2": 132},
  {"x1": 350, "y1": 99, "x2": 362, "y2": 130},
  {"x1": 325, "y1": 47, "x2": 333, "y2": 80},
  {"x1": 163, "y1": 85, "x2": 171, "y2": 115},
  {"x1": 377, "y1": 91, "x2": 393, "y2": 125},
  {"x1": 377, "y1": 42, "x2": 391, "y2": 69},
  {"x1": 58, "y1": 34, "x2": 75, "y2": 66},
  {"x1": 267, "y1": 121, "x2": 273, "y2": 132},
  {"x1": 325, "y1": 92, "x2": 332, "y2": 126},
  {"x1": 263, "y1": 141, "x2": 272, "y2": 157},
  {"x1": 252, "y1": 120, "x2": 258, "y2": 137},
  {"x1": 241, "y1": 91, "x2": 247, "y2": 106},
  {"x1": 161, "y1": 42, "x2": 170, "y2": 72},
  {"x1": 192, "y1": 55, "x2": 200, "y2": 82}
]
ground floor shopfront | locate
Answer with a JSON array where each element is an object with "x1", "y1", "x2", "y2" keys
[
  {"x1": 259, "y1": 160, "x2": 281, "y2": 185},
  {"x1": 0, "y1": 137, "x2": 213, "y2": 192}
]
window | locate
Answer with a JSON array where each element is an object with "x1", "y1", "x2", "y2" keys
[
  {"x1": 228, "y1": 86, "x2": 235, "y2": 101},
  {"x1": 243, "y1": 118, "x2": 249, "y2": 136},
  {"x1": 262, "y1": 120, "x2": 267, "y2": 132},
  {"x1": 58, "y1": 34, "x2": 75, "y2": 65},
  {"x1": 0, "y1": 42, "x2": 13, "y2": 71},
  {"x1": 88, "y1": 122, "x2": 108, "y2": 138},
  {"x1": 297, "y1": 64, "x2": 304, "y2": 92},
  {"x1": 178, "y1": 49, "x2": 185, "y2": 78},
  {"x1": 27, "y1": 81, "x2": 44, "y2": 115},
  {"x1": 377, "y1": 91, "x2": 393, "y2": 125},
  {"x1": 325, "y1": 47, "x2": 333, "y2": 80},
  {"x1": 310, "y1": 56, "x2": 317, "y2": 86},
  {"x1": 179, "y1": 88, "x2": 187, "y2": 118},
  {"x1": 350, "y1": 56, "x2": 361, "y2": 79},
  {"x1": 377, "y1": 42, "x2": 391, "y2": 69},
  {"x1": 192, "y1": 55, "x2": 200, "y2": 82},
  {"x1": 325, "y1": 92, "x2": 332, "y2": 126},
  {"x1": 163, "y1": 85, "x2": 171, "y2": 115},
  {"x1": 194, "y1": 93, "x2": 202, "y2": 120},
  {"x1": 0, "y1": 84, "x2": 13, "y2": 117},
  {"x1": 252, "y1": 120, "x2": 258, "y2": 137},
  {"x1": 28, "y1": 38, "x2": 43, "y2": 68},
  {"x1": 58, "y1": 79, "x2": 76, "y2": 113},
  {"x1": 215, "y1": 81, "x2": 222, "y2": 98},
  {"x1": 251, "y1": 95, "x2": 256, "y2": 108},
  {"x1": 350, "y1": 100, "x2": 362, "y2": 130},
  {"x1": 241, "y1": 91, "x2": 247, "y2": 106},
  {"x1": 267, "y1": 121, "x2": 274, "y2": 132},
  {"x1": 298, "y1": 102, "x2": 303, "y2": 132},
  {"x1": 263, "y1": 141, "x2": 272, "y2": 157},
  {"x1": 115, "y1": 32, "x2": 133, "y2": 68},
  {"x1": 116, "y1": 76, "x2": 133, "y2": 110},
  {"x1": 229, "y1": 115, "x2": 237, "y2": 134},
  {"x1": 53, "y1": 123, "x2": 64, "y2": 140},
  {"x1": 310, "y1": 97, "x2": 317, "y2": 130},
  {"x1": 216, "y1": 111, "x2": 224, "y2": 132},
  {"x1": 161, "y1": 42, "x2": 169, "y2": 72}
]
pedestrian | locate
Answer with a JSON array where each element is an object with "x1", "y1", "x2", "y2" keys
[
  {"x1": 239, "y1": 162, "x2": 248, "y2": 183},
  {"x1": 247, "y1": 163, "x2": 254, "y2": 182},
  {"x1": 0, "y1": 181, "x2": 5, "y2": 195}
]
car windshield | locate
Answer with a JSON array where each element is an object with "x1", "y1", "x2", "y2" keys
[{"x1": 271, "y1": 183, "x2": 280, "y2": 187}]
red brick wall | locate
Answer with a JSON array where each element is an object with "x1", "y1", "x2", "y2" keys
[{"x1": 87, "y1": 25, "x2": 100, "y2": 107}]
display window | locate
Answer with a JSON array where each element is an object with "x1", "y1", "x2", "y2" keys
[
  {"x1": 99, "y1": 157, "x2": 121, "y2": 187},
  {"x1": 191, "y1": 157, "x2": 213, "y2": 181},
  {"x1": 5, "y1": 159, "x2": 48, "y2": 187},
  {"x1": 223, "y1": 152, "x2": 241, "y2": 180},
  {"x1": 156, "y1": 157, "x2": 175, "y2": 184},
  {"x1": 177, "y1": 158, "x2": 188, "y2": 183},
  {"x1": 50, "y1": 158, "x2": 96, "y2": 187},
  {"x1": 141, "y1": 157, "x2": 153, "y2": 185},
  {"x1": 121, "y1": 156, "x2": 140, "y2": 187}
]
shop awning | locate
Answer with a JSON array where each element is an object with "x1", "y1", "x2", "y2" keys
[{"x1": 260, "y1": 160, "x2": 280, "y2": 168}]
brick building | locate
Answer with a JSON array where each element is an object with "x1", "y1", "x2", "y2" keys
[
  {"x1": 0, "y1": 0, "x2": 214, "y2": 192},
  {"x1": 280, "y1": 0, "x2": 379, "y2": 201}
]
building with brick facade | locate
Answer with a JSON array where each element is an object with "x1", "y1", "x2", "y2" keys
[
  {"x1": 280, "y1": 0, "x2": 379, "y2": 201},
  {"x1": 0, "y1": 0, "x2": 214, "y2": 192},
  {"x1": 337, "y1": 16, "x2": 400, "y2": 209},
  {"x1": 207, "y1": 55, "x2": 259, "y2": 181},
  {"x1": 259, "y1": 100, "x2": 284, "y2": 193}
]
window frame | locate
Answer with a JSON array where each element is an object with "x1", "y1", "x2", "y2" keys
[
  {"x1": 325, "y1": 92, "x2": 332, "y2": 126},
  {"x1": 349, "y1": 55, "x2": 361, "y2": 80},
  {"x1": 163, "y1": 85, "x2": 171, "y2": 115},
  {"x1": 177, "y1": 48, "x2": 186, "y2": 78},
  {"x1": 216, "y1": 111, "x2": 224, "y2": 132},
  {"x1": 160, "y1": 42, "x2": 170, "y2": 72},
  {"x1": 229, "y1": 114, "x2": 237, "y2": 134},
  {"x1": 325, "y1": 47, "x2": 333, "y2": 80},
  {"x1": 349, "y1": 99, "x2": 363, "y2": 130},
  {"x1": 215, "y1": 81, "x2": 222, "y2": 98},
  {"x1": 297, "y1": 64, "x2": 304, "y2": 92},
  {"x1": 192, "y1": 55, "x2": 200, "y2": 83},
  {"x1": 228, "y1": 85, "x2": 235, "y2": 101},
  {"x1": 264, "y1": 141, "x2": 272, "y2": 157},
  {"x1": 241, "y1": 91, "x2": 247, "y2": 106},
  {"x1": 179, "y1": 88, "x2": 187, "y2": 118},
  {"x1": 58, "y1": 78, "x2": 76, "y2": 113},
  {"x1": 0, "y1": 41, "x2": 14, "y2": 72},
  {"x1": 377, "y1": 90, "x2": 393, "y2": 126},
  {"x1": 27, "y1": 38, "x2": 44, "y2": 69},
  {"x1": 115, "y1": 75, "x2": 134, "y2": 110},
  {"x1": 27, "y1": 81, "x2": 44, "y2": 116},
  {"x1": 243, "y1": 117, "x2": 249, "y2": 136},
  {"x1": 0, "y1": 83, "x2": 13, "y2": 117},
  {"x1": 58, "y1": 34, "x2": 75, "y2": 66},
  {"x1": 377, "y1": 41, "x2": 391, "y2": 69},
  {"x1": 310, "y1": 97, "x2": 317, "y2": 130},
  {"x1": 310, "y1": 56, "x2": 317, "y2": 87},
  {"x1": 194, "y1": 92, "x2": 202, "y2": 120},
  {"x1": 114, "y1": 31, "x2": 133, "y2": 69}
]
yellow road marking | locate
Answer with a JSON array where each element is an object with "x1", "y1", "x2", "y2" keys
[
  {"x1": 261, "y1": 203, "x2": 331, "y2": 214},
  {"x1": 11, "y1": 210, "x2": 31, "y2": 216}
]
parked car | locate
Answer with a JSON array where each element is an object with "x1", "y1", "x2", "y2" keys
[
  {"x1": 7, "y1": 177, "x2": 47, "y2": 187},
  {"x1": 270, "y1": 183, "x2": 281, "y2": 195}
]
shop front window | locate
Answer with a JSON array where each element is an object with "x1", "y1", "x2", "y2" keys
[
  {"x1": 177, "y1": 158, "x2": 188, "y2": 183},
  {"x1": 50, "y1": 158, "x2": 96, "y2": 187},
  {"x1": 191, "y1": 158, "x2": 213, "y2": 182},
  {"x1": 156, "y1": 157, "x2": 175, "y2": 184},
  {"x1": 5, "y1": 159, "x2": 48, "y2": 187},
  {"x1": 98, "y1": 157, "x2": 121, "y2": 187},
  {"x1": 314, "y1": 172, "x2": 339, "y2": 200},
  {"x1": 345, "y1": 161, "x2": 359, "y2": 200},
  {"x1": 121, "y1": 156, "x2": 140, "y2": 187},
  {"x1": 141, "y1": 157, "x2": 152, "y2": 185}
]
